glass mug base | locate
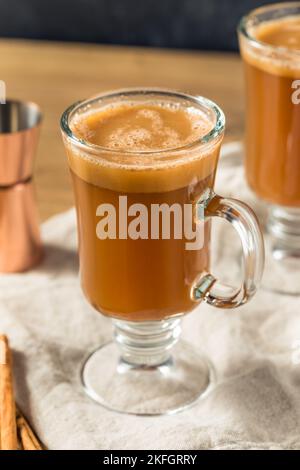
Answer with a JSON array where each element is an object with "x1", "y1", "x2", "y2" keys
[{"x1": 81, "y1": 318, "x2": 215, "y2": 415}]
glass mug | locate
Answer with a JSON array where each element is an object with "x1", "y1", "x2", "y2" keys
[
  {"x1": 238, "y1": 2, "x2": 300, "y2": 294},
  {"x1": 61, "y1": 89, "x2": 264, "y2": 415}
]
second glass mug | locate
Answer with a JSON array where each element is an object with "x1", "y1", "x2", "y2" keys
[
  {"x1": 238, "y1": 2, "x2": 300, "y2": 294},
  {"x1": 61, "y1": 88, "x2": 264, "y2": 415}
]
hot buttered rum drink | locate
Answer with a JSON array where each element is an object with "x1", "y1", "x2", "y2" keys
[
  {"x1": 64, "y1": 98, "x2": 222, "y2": 320},
  {"x1": 240, "y1": 15, "x2": 300, "y2": 207}
]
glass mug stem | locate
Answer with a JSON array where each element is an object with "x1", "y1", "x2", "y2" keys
[
  {"x1": 113, "y1": 318, "x2": 181, "y2": 367},
  {"x1": 193, "y1": 190, "x2": 264, "y2": 308}
]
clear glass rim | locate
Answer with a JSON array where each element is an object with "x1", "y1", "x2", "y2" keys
[
  {"x1": 238, "y1": 1, "x2": 300, "y2": 57},
  {"x1": 60, "y1": 87, "x2": 225, "y2": 156}
]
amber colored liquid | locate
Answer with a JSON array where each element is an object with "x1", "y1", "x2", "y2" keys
[
  {"x1": 241, "y1": 16, "x2": 300, "y2": 206},
  {"x1": 66, "y1": 103, "x2": 221, "y2": 321}
]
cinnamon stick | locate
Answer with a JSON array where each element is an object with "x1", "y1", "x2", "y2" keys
[
  {"x1": 16, "y1": 409, "x2": 43, "y2": 450},
  {"x1": 0, "y1": 335, "x2": 18, "y2": 450}
]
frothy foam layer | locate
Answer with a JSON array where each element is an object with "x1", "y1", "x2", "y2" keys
[
  {"x1": 65, "y1": 101, "x2": 222, "y2": 193},
  {"x1": 241, "y1": 15, "x2": 300, "y2": 77},
  {"x1": 71, "y1": 102, "x2": 213, "y2": 152},
  {"x1": 255, "y1": 15, "x2": 300, "y2": 50}
]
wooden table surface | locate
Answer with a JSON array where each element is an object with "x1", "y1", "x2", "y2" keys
[{"x1": 0, "y1": 39, "x2": 244, "y2": 221}]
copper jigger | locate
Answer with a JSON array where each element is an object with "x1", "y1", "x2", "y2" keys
[{"x1": 0, "y1": 100, "x2": 43, "y2": 272}]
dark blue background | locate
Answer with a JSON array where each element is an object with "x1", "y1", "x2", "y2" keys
[{"x1": 0, "y1": 0, "x2": 288, "y2": 50}]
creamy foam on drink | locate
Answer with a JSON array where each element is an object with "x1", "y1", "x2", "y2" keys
[
  {"x1": 66, "y1": 102, "x2": 219, "y2": 193},
  {"x1": 71, "y1": 102, "x2": 212, "y2": 151},
  {"x1": 255, "y1": 16, "x2": 300, "y2": 49}
]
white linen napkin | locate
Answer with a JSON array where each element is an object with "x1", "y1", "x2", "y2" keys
[{"x1": 0, "y1": 142, "x2": 299, "y2": 450}]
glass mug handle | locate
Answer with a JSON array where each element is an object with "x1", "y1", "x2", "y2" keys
[{"x1": 192, "y1": 190, "x2": 265, "y2": 308}]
